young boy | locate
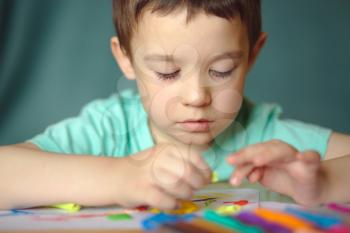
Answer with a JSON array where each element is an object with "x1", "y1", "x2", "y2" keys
[{"x1": 0, "y1": 0, "x2": 349, "y2": 210}]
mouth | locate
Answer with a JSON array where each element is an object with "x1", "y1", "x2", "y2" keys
[{"x1": 177, "y1": 119, "x2": 214, "y2": 132}]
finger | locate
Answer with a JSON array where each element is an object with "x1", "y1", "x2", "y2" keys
[
  {"x1": 152, "y1": 167, "x2": 194, "y2": 200},
  {"x1": 151, "y1": 153, "x2": 187, "y2": 185},
  {"x1": 154, "y1": 154, "x2": 207, "y2": 190},
  {"x1": 247, "y1": 167, "x2": 264, "y2": 183},
  {"x1": 227, "y1": 143, "x2": 269, "y2": 165},
  {"x1": 162, "y1": 184, "x2": 193, "y2": 200},
  {"x1": 153, "y1": 144, "x2": 210, "y2": 188},
  {"x1": 170, "y1": 147, "x2": 211, "y2": 186},
  {"x1": 176, "y1": 146, "x2": 212, "y2": 182},
  {"x1": 230, "y1": 164, "x2": 255, "y2": 186},
  {"x1": 297, "y1": 151, "x2": 321, "y2": 164},
  {"x1": 228, "y1": 140, "x2": 298, "y2": 166},
  {"x1": 145, "y1": 186, "x2": 178, "y2": 210},
  {"x1": 189, "y1": 153, "x2": 212, "y2": 182},
  {"x1": 156, "y1": 172, "x2": 194, "y2": 200},
  {"x1": 288, "y1": 151, "x2": 322, "y2": 178},
  {"x1": 183, "y1": 162, "x2": 210, "y2": 189}
]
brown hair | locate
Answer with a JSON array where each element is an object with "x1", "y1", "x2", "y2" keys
[{"x1": 112, "y1": 0, "x2": 262, "y2": 58}]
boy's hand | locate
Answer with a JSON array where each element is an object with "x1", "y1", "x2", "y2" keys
[
  {"x1": 116, "y1": 143, "x2": 211, "y2": 210},
  {"x1": 227, "y1": 140, "x2": 326, "y2": 206}
]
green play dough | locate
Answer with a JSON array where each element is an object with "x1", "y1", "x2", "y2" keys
[{"x1": 107, "y1": 213, "x2": 132, "y2": 221}]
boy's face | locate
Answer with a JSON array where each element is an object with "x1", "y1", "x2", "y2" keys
[{"x1": 113, "y1": 9, "x2": 264, "y2": 148}]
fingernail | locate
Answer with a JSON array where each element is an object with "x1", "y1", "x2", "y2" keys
[
  {"x1": 230, "y1": 177, "x2": 239, "y2": 186},
  {"x1": 227, "y1": 157, "x2": 234, "y2": 163}
]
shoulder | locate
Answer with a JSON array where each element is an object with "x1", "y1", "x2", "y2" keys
[
  {"x1": 238, "y1": 98, "x2": 332, "y2": 157},
  {"x1": 213, "y1": 99, "x2": 283, "y2": 152},
  {"x1": 236, "y1": 98, "x2": 283, "y2": 134},
  {"x1": 80, "y1": 89, "x2": 142, "y2": 118},
  {"x1": 28, "y1": 89, "x2": 146, "y2": 155},
  {"x1": 77, "y1": 88, "x2": 146, "y2": 140}
]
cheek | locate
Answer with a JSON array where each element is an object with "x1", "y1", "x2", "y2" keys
[
  {"x1": 136, "y1": 79, "x2": 149, "y2": 101},
  {"x1": 147, "y1": 86, "x2": 179, "y2": 126},
  {"x1": 135, "y1": 67, "x2": 180, "y2": 126},
  {"x1": 212, "y1": 88, "x2": 243, "y2": 116}
]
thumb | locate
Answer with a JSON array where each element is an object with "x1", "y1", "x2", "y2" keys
[{"x1": 297, "y1": 151, "x2": 321, "y2": 164}]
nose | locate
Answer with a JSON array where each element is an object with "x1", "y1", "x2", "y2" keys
[{"x1": 181, "y1": 74, "x2": 211, "y2": 107}]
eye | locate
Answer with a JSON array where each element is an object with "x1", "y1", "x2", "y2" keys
[
  {"x1": 155, "y1": 70, "x2": 180, "y2": 80},
  {"x1": 209, "y1": 69, "x2": 234, "y2": 79}
]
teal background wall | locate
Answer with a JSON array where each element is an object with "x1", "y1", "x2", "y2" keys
[
  {"x1": 0, "y1": 0, "x2": 349, "y2": 145},
  {"x1": 247, "y1": 0, "x2": 350, "y2": 135}
]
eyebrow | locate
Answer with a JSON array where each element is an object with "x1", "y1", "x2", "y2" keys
[
  {"x1": 143, "y1": 51, "x2": 244, "y2": 63},
  {"x1": 209, "y1": 51, "x2": 244, "y2": 63},
  {"x1": 144, "y1": 54, "x2": 175, "y2": 62}
]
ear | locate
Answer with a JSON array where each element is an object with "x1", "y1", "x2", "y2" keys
[
  {"x1": 248, "y1": 32, "x2": 268, "y2": 70},
  {"x1": 110, "y1": 37, "x2": 136, "y2": 80}
]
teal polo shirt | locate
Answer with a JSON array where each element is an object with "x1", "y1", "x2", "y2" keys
[{"x1": 29, "y1": 89, "x2": 332, "y2": 181}]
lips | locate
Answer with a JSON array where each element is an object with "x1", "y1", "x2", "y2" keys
[{"x1": 178, "y1": 119, "x2": 213, "y2": 132}]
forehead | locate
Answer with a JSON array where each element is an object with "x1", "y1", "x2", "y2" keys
[{"x1": 130, "y1": 9, "x2": 249, "y2": 59}]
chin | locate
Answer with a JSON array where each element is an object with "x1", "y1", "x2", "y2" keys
[{"x1": 174, "y1": 132, "x2": 215, "y2": 146}]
